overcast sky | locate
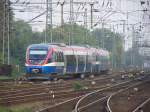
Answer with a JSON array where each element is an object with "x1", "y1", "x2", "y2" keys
[{"x1": 10, "y1": 0, "x2": 143, "y2": 32}]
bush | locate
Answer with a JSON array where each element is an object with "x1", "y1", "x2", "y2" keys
[
  {"x1": 0, "y1": 64, "x2": 12, "y2": 76},
  {"x1": 72, "y1": 82, "x2": 83, "y2": 91}
]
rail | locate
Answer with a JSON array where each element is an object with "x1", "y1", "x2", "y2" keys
[{"x1": 132, "y1": 97, "x2": 150, "y2": 112}]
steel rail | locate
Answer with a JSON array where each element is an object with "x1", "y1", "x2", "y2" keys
[
  {"x1": 74, "y1": 75, "x2": 149, "y2": 112},
  {"x1": 75, "y1": 96, "x2": 108, "y2": 112},
  {"x1": 132, "y1": 98, "x2": 150, "y2": 112},
  {"x1": 107, "y1": 78, "x2": 150, "y2": 112}
]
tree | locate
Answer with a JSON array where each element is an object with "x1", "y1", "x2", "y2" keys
[
  {"x1": 44, "y1": 24, "x2": 97, "y2": 46},
  {"x1": 10, "y1": 21, "x2": 34, "y2": 68},
  {"x1": 92, "y1": 28, "x2": 123, "y2": 68},
  {"x1": 125, "y1": 48, "x2": 144, "y2": 67}
]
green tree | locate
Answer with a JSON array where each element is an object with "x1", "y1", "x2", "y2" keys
[
  {"x1": 45, "y1": 24, "x2": 97, "y2": 46},
  {"x1": 11, "y1": 20, "x2": 32, "y2": 65},
  {"x1": 93, "y1": 28, "x2": 123, "y2": 68},
  {"x1": 10, "y1": 20, "x2": 46, "y2": 73}
]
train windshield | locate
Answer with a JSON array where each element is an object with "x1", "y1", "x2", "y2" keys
[{"x1": 29, "y1": 49, "x2": 48, "y2": 60}]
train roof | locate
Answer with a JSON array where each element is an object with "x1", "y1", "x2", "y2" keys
[{"x1": 28, "y1": 43, "x2": 49, "y2": 49}]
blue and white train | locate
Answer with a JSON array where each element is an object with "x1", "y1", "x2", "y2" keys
[{"x1": 25, "y1": 43, "x2": 110, "y2": 80}]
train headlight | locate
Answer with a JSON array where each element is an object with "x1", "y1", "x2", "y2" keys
[{"x1": 32, "y1": 69, "x2": 39, "y2": 74}]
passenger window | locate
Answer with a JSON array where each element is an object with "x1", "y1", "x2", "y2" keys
[
  {"x1": 78, "y1": 55, "x2": 85, "y2": 64},
  {"x1": 61, "y1": 52, "x2": 64, "y2": 62},
  {"x1": 57, "y1": 52, "x2": 60, "y2": 62},
  {"x1": 58, "y1": 52, "x2": 64, "y2": 62},
  {"x1": 58, "y1": 52, "x2": 61, "y2": 62},
  {"x1": 96, "y1": 55, "x2": 98, "y2": 61},
  {"x1": 66, "y1": 55, "x2": 76, "y2": 65}
]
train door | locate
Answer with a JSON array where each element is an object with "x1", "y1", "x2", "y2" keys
[
  {"x1": 65, "y1": 55, "x2": 76, "y2": 73},
  {"x1": 86, "y1": 54, "x2": 92, "y2": 73},
  {"x1": 93, "y1": 53, "x2": 97, "y2": 73},
  {"x1": 55, "y1": 52, "x2": 64, "y2": 74},
  {"x1": 95, "y1": 54, "x2": 99, "y2": 73},
  {"x1": 77, "y1": 55, "x2": 85, "y2": 73},
  {"x1": 63, "y1": 54, "x2": 67, "y2": 74},
  {"x1": 84, "y1": 54, "x2": 88, "y2": 73}
]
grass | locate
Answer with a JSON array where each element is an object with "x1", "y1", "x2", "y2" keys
[
  {"x1": 0, "y1": 76, "x2": 13, "y2": 80},
  {"x1": 0, "y1": 106, "x2": 33, "y2": 112},
  {"x1": 72, "y1": 82, "x2": 84, "y2": 91}
]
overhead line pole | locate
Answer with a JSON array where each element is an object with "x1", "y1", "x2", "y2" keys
[
  {"x1": 2, "y1": 0, "x2": 6, "y2": 64},
  {"x1": 45, "y1": 2, "x2": 48, "y2": 43},
  {"x1": 60, "y1": 2, "x2": 65, "y2": 43},
  {"x1": 50, "y1": 0, "x2": 52, "y2": 43},
  {"x1": 69, "y1": 0, "x2": 73, "y2": 45},
  {"x1": 112, "y1": 25, "x2": 116, "y2": 68},
  {"x1": 122, "y1": 20, "x2": 126, "y2": 67},
  {"x1": 46, "y1": 0, "x2": 53, "y2": 43},
  {"x1": 102, "y1": 22, "x2": 105, "y2": 48},
  {"x1": 90, "y1": 3, "x2": 94, "y2": 29},
  {"x1": 84, "y1": 8, "x2": 87, "y2": 44},
  {"x1": 71, "y1": 0, "x2": 74, "y2": 45},
  {"x1": 60, "y1": 2, "x2": 64, "y2": 27},
  {"x1": 6, "y1": 0, "x2": 10, "y2": 65}
]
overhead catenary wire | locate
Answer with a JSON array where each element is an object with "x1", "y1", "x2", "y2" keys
[
  {"x1": 11, "y1": 0, "x2": 144, "y2": 34},
  {"x1": 27, "y1": 11, "x2": 46, "y2": 23}
]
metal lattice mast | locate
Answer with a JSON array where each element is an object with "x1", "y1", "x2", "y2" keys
[
  {"x1": 60, "y1": 2, "x2": 64, "y2": 27},
  {"x1": 90, "y1": 3, "x2": 94, "y2": 29},
  {"x1": 45, "y1": 0, "x2": 53, "y2": 43},
  {"x1": 8, "y1": 2, "x2": 10, "y2": 65},
  {"x1": 69, "y1": 0, "x2": 73, "y2": 45},
  {"x1": 2, "y1": 0, "x2": 6, "y2": 64},
  {"x1": 84, "y1": 8, "x2": 87, "y2": 44},
  {"x1": 6, "y1": 0, "x2": 10, "y2": 65}
]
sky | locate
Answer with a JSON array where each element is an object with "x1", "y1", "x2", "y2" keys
[
  {"x1": 10, "y1": 0, "x2": 143, "y2": 31},
  {"x1": 10, "y1": 0, "x2": 144, "y2": 50}
]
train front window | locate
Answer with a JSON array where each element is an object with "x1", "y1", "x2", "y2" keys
[{"x1": 29, "y1": 50, "x2": 48, "y2": 60}]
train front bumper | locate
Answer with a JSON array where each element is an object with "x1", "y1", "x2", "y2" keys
[{"x1": 25, "y1": 65, "x2": 57, "y2": 74}]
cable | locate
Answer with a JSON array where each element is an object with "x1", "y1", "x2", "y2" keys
[
  {"x1": 27, "y1": 11, "x2": 46, "y2": 23},
  {"x1": 11, "y1": 0, "x2": 143, "y2": 33}
]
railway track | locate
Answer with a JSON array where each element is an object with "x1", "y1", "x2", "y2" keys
[
  {"x1": 0, "y1": 73, "x2": 112, "y2": 91},
  {"x1": 132, "y1": 98, "x2": 150, "y2": 112},
  {"x1": 107, "y1": 77, "x2": 150, "y2": 112},
  {"x1": 0, "y1": 69, "x2": 141, "y2": 92},
  {"x1": 0, "y1": 70, "x2": 146, "y2": 111},
  {"x1": 74, "y1": 77, "x2": 149, "y2": 112},
  {"x1": 0, "y1": 69, "x2": 143, "y2": 93},
  {"x1": 0, "y1": 72, "x2": 122, "y2": 106},
  {"x1": 37, "y1": 72, "x2": 149, "y2": 112}
]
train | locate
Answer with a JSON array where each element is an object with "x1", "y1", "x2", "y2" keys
[{"x1": 25, "y1": 43, "x2": 110, "y2": 80}]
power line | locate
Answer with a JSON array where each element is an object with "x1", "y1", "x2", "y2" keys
[
  {"x1": 27, "y1": 11, "x2": 46, "y2": 23},
  {"x1": 11, "y1": 1, "x2": 98, "y2": 5}
]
